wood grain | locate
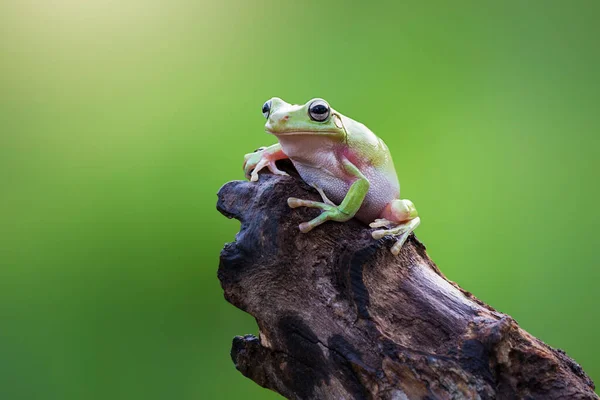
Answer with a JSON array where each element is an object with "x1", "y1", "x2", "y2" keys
[{"x1": 217, "y1": 163, "x2": 597, "y2": 400}]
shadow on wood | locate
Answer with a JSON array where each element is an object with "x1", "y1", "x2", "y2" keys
[{"x1": 216, "y1": 164, "x2": 597, "y2": 400}]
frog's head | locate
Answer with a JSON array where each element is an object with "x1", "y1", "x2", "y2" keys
[{"x1": 262, "y1": 97, "x2": 347, "y2": 142}]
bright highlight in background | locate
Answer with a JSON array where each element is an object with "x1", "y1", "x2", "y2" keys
[{"x1": 0, "y1": 1, "x2": 598, "y2": 399}]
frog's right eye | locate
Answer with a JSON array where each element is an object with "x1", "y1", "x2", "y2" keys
[
  {"x1": 308, "y1": 99, "x2": 330, "y2": 122},
  {"x1": 262, "y1": 100, "x2": 272, "y2": 119}
]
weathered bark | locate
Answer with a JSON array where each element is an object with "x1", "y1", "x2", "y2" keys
[{"x1": 216, "y1": 163, "x2": 597, "y2": 400}]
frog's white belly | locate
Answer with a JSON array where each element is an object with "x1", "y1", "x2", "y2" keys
[
  {"x1": 293, "y1": 162, "x2": 349, "y2": 203},
  {"x1": 291, "y1": 160, "x2": 399, "y2": 224}
]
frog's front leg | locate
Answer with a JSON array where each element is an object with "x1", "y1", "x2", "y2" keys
[
  {"x1": 370, "y1": 199, "x2": 420, "y2": 255},
  {"x1": 288, "y1": 159, "x2": 369, "y2": 233},
  {"x1": 243, "y1": 143, "x2": 289, "y2": 182}
]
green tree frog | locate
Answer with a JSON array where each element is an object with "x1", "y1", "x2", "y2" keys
[{"x1": 243, "y1": 97, "x2": 420, "y2": 255}]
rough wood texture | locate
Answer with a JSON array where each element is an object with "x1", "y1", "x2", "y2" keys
[{"x1": 217, "y1": 163, "x2": 597, "y2": 400}]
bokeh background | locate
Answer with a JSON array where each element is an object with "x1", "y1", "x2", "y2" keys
[{"x1": 1, "y1": 0, "x2": 599, "y2": 398}]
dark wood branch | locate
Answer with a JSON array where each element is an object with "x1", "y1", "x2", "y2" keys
[{"x1": 216, "y1": 163, "x2": 597, "y2": 400}]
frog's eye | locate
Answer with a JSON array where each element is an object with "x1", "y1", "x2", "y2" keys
[
  {"x1": 262, "y1": 100, "x2": 272, "y2": 119},
  {"x1": 308, "y1": 99, "x2": 330, "y2": 122}
]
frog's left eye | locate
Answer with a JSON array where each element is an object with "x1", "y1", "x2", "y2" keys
[
  {"x1": 262, "y1": 100, "x2": 272, "y2": 119},
  {"x1": 308, "y1": 100, "x2": 330, "y2": 122}
]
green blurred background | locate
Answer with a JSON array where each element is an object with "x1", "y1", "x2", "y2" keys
[{"x1": 1, "y1": 0, "x2": 598, "y2": 398}]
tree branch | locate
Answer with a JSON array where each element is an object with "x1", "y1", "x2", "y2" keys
[{"x1": 216, "y1": 163, "x2": 597, "y2": 400}]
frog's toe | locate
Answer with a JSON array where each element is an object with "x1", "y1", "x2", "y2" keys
[
  {"x1": 243, "y1": 159, "x2": 255, "y2": 179},
  {"x1": 298, "y1": 208, "x2": 347, "y2": 233},
  {"x1": 371, "y1": 217, "x2": 420, "y2": 255},
  {"x1": 299, "y1": 214, "x2": 327, "y2": 233},
  {"x1": 369, "y1": 218, "x2": 393, "y2": 228},
  {"x1": 287, "y1": 197, "x2": 306, "y2": 208},
  {"x1": 287, "y1": 197, "x2": 333, "y2": 211},
  {"x1": 313, "y1": 186, "x2": 336, "y2": 206},
  {"x1": 372, "y1": 226, "x2": 404, "y2": 240},
  {"x1": 247, "y1": 158, "x2": 288, "y2": 181},
  {"x1": 250, "y1": 169, "x2": 261, "y2": 182},
  {"x1": 390, "y1": 232, "x2": 411, "y2": 255},
  {"x1": 243, "y1": 150, "x2": 264, "y2": 179},
  {"x1": 288, "y1": 198, "x2": 347, "y2": 233},
  {"x1": 267, "y1": 162, "x2": 289, "y2": 177},
  {"x1": 249, "y1": 159, "x2": 270, "y2": 182}
]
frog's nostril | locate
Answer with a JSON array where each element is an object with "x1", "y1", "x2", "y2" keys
[{"x1": 282, "y1": 115, "x2": 290, "y2": 122}]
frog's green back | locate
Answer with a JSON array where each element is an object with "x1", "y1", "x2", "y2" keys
[{"x1": 341, "y1": 114, "x2": 400, "y2": 185}]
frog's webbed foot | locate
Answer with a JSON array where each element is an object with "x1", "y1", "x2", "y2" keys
[
  {"x1": 248, "y1": 158, "x2": 289, "y2": 182},
  {"x1": 287, "y1": 197, "x2": 350, "y2": 233},
  {"x1": 371, "y1": 217, "x2": 421, "y2": 256},
  {"x1": 371, "y1": 199, "x2": 420, "y2": 255},
  {"x1": 243, "y1": 147, "x2": 289, "y2": 182}
]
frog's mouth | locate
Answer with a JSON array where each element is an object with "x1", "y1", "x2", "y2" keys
[{"x1": 265, "y1": 129, "x2": 342, "y2": 137}]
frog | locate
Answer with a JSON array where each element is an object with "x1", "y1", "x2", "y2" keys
[{"x1": 243, "y1": 97, "x2": 420, "y2": 255}]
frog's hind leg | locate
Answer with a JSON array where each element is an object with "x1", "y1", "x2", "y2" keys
[
  {"x1": 288, "y1": 158, "x2": 370, "y2": 234},
  {"x1": 370, "y1": 199, "x2": 420, "y2": 255}
]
